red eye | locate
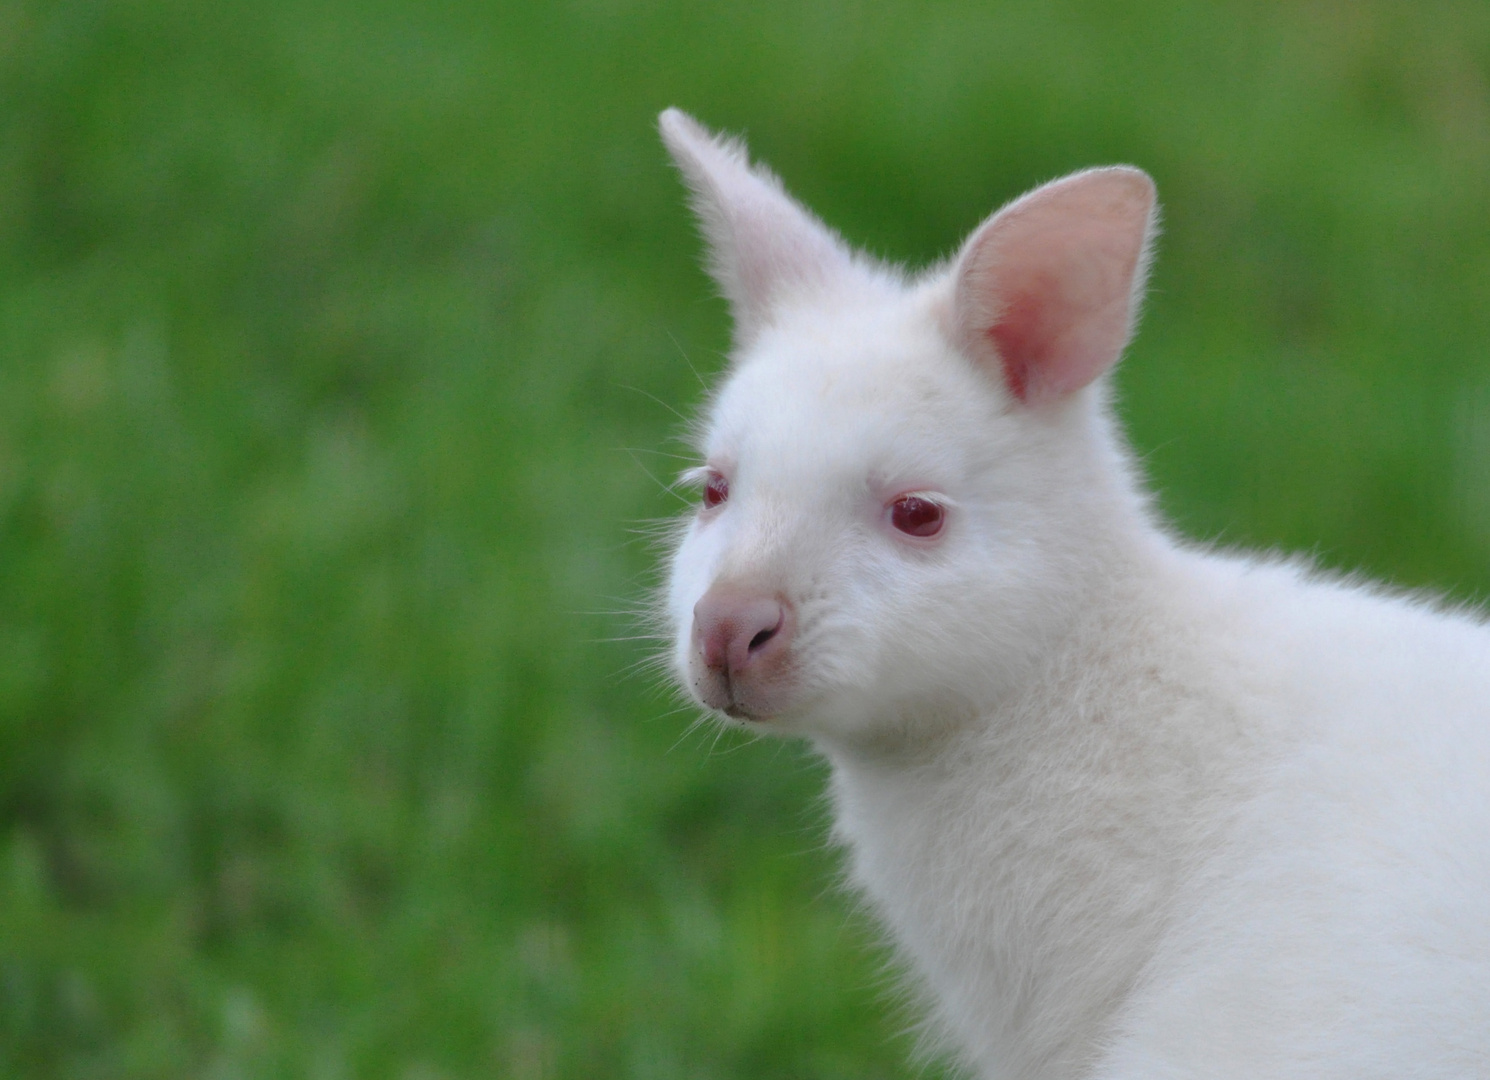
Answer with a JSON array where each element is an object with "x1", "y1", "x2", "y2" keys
[
  {"x1": 890, "y1": 495, "x2": 944, "y2": 537},
  {"x1": 703, "y1": 471, "x2": 729, "y2": 509}
]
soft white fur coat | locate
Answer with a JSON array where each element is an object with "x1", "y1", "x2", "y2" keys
[{"x1": 657, "y1": 109, "x2": 1490, "y2": 1079}]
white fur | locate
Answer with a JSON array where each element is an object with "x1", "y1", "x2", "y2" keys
[{"x1": 656, "y1": 108, "x2": 1490, "y2": 1078}]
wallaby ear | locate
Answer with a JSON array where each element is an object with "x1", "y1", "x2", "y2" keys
[
  {"x1": 952, "y1": 167, "x2": 1158, "y2": 404},
  {"x1": 660, "y1": 108, "x2": 853, "y2": 345}
]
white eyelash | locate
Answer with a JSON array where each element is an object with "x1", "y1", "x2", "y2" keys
[{"x1": 894, "y1": 490, "x2": 960, "y2": 510}]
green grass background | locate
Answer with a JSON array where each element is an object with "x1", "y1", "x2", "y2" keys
[{"x1": 2, "y1": 0, "x2": 1489, "y2": 1076}]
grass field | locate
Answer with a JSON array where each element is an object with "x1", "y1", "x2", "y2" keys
[{"x1": 3, "y1": 1, "x2": 1490, "y2": 1076}]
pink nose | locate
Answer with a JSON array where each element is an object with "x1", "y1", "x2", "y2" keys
[{"x1": 692, "y1": 587, "x2": 793, "y2": 678}]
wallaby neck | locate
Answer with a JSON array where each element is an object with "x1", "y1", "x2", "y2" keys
[{"x1": 817, "y1": 536, "x2": 1247, "y2": 1079}]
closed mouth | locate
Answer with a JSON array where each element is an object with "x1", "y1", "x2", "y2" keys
[{"x1": 715, "y1": 671, "x2": 764, "y2": 721}]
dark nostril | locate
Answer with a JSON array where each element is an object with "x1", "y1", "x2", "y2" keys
[{"x1": 748, "y1": 625, "x2": 777, "y2": 653}]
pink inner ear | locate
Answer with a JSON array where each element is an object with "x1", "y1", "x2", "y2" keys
[
  {"x1": 987, "y1": 290, "x2": 1045, "y2": 401},
  {"x1": 955, "y1": 168, "x2": 1155, "y2": 404},
  {"x1": 988, "y1": 259, "x2": 1129, "y2": 401}
]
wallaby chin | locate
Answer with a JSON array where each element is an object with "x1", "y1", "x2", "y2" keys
[{"x1": 654, "y1": 109, "x2": 1490, "y2": 1079}]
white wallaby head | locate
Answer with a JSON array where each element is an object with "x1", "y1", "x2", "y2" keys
[{"x1": 660, "y1": 109, "x2": 1159, "y2": 744}]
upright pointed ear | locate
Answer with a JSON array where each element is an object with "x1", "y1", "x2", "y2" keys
[
  {"x1": 952, "y1": 167, "x2": 1158, "y2": 404},
  {"x1": 660, "y1": 108, "x2": 853, "y2": 345}
]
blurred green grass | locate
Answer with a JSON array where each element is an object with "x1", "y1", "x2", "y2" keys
[{"x1": 2, "y1": 0, "x2": 1489, "y2": 1076}]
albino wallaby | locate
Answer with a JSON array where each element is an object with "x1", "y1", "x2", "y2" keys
[{"x1": 656, "y1": 108, "x2": 1490, "y2": 1079}]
